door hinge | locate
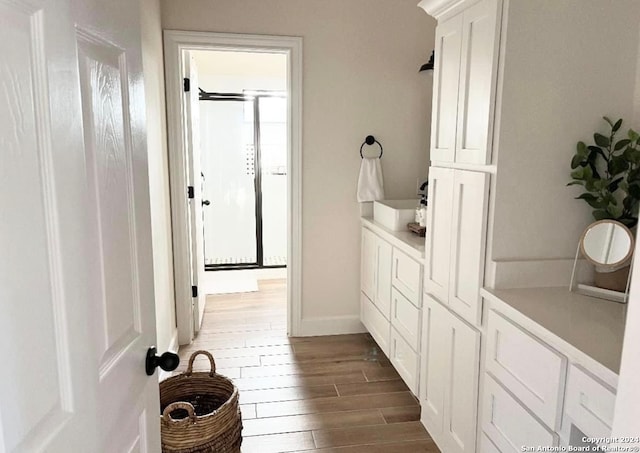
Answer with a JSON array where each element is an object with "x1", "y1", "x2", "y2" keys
[
  {"x1": 187, "y1": 186, "x2": 194, "y2": 199},
  {"x1": 183, "y1": 77, "x2": 190, "y2": 92},
  {"x1": 192, "y1": 285, "x2": 198, "y2": 298}
]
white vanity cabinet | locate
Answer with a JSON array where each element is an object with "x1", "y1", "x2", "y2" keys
[
  {"x1": 479, "y1": 288, "x2": 623, "y2": 453},
  {"x1": 428, "y1": 0, "x2": 501, "y2": 165},
  {"x1": 421, "y1": 294, "x2": 480, "y2": 453},
  {"x1": 425, "y1": 167, "x2": 489, "y2": 326},
  {"x1": 360, "y1": 222, "x2": 424, "y2": 395}
]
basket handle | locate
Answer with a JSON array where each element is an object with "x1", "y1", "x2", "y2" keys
[
  {"x1": 186, "y1": 350, "x2": 216, "y2": 377},
  {"x1": 162, "y1": 402, "x2": 197, "y2": 424}
]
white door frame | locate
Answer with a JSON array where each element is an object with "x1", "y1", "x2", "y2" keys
[{"x1": 164, "y1": 30, "x2": 303, "y2": 344}]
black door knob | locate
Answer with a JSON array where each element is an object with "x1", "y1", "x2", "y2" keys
[
  {"x1": 146, "y1": 346, "x2": 180, "y2": 376},
  {"x1": 202, "y1": 200, "x2": 211, "y2": 206}
]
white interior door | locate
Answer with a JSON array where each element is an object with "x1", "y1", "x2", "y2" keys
[
  {"x1": 184, "y1": 52, "x2": 206, "y2": 333},
  {"x1": 0, "y1": 0, "x2": 162, "y2": 451}
]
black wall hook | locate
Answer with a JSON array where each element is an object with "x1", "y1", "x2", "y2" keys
[{"x1": 360, "y1": 135, "x2": 383, "y2": 159}]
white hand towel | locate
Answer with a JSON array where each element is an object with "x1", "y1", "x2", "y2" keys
[{"x1": 357, "y1": 157, "x2": 385, "y2": 202}]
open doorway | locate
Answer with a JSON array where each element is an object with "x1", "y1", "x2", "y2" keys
[
  {"x1": 195, "y1": 51, "x2": 288, "y2": 271},
  {"x1": 195, "y1": 49, "x2": 288, "y2": 304},
  {"x1": 164, "y1": 32, "x2": 302, "y2": 345}
]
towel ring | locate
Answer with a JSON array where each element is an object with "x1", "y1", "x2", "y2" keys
[{"x1": 360, "y1": 135, "x2": 383, "y2": 159}]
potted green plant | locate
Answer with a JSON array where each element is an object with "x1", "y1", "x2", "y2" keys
[
  {"x1": 569, "y1": 117, "x2": 640, "y2": 228},
  {"x1": 569, "y1": 117, "x2": 640, "y2": 292}
]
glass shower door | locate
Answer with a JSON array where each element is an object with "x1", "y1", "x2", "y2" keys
[{"x1": 200, "y1": 100, "x2": 257, "y2": 266}]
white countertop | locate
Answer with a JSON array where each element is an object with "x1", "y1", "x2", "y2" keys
[
  {"x1": 482, "y1": 286, "x2": 627, "y2": 378},
  {"x1": 361, "y1": 216, "x2": 425, "y2": 260}
]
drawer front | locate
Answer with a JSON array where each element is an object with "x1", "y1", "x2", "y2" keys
[
  {"x1": 564, "y1": 365, "x2": 616, "y2": 437},
  {"x1": 480, "y1": 434, "x2": 501, "y2": 453},
  {"x1": 361, "y1": 292, "x2": 390, "y2": 357},
  {"x1": 390, "y1": 327, "x2": 420, "y2": 396},
  {"x1": 392, "y1": 247, "x2": 422, "y2": 307},
  {"x1": 482, "y1": 375, "x2": 557, "y2": 453},
  {"x1": 391, "y1": 288, "x2": 421, "y2": 351},
  {"x1": 486, "y1": 310, "x2": 566, "y2": 429}
]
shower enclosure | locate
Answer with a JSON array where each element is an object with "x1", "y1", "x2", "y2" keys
[{"x1": 199, "y1": 90, "x2": 287, "y2": 270}]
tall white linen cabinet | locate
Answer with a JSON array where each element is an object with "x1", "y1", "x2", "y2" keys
[{"x1": 416, "y1": 0, "x2": 640, "y2": 453}]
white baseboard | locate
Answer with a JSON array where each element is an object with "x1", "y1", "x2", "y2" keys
[
  {"x1": 297, "y1": 315, "x2": 366, "y2": 337},
  {"x1": 158, "y1": 330, "x2": 179, "y2": 382}
]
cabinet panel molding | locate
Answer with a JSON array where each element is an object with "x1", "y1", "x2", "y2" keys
[
  {"x1": 425, "y1": 167, "x2": 454, "y2": 303},
  {"x1": 448, "y1": 170, "x2": 489, "y2": 326},
  {"x1": 375, "y1": 239, "x2": 393, "y2": 320},
  {"x1": 431, "y1": 14, "x2": 464, "y2": 163},
  {"x1": 455, "y1": 0, "x2": 501, "y2": 165}
]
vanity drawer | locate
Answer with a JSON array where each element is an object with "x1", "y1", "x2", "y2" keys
[
  {"x1": 564, "y1": 365, "x2": 616, "y2": 437},
  {"x1": 361, "y1": 292, "x2": 390, "y2": 357},
  {"x1": 390, "y1": 327, "x2": 420, "y2": 396},
  {"x1": 486, "y1": 310, "x2": 566, "y2": 429},
  {"x1": 480, "y1": 434, "x2": 501, "y2": 453},
  {"x1": 391, "y1": 287, "x2": 421, "y2": 351},
  {"x1": 482, "y1": 374, "x2": 557, "y2": 453},
  {"x1": 392, "y1": 248, "x2": 422, "y2": 307}
]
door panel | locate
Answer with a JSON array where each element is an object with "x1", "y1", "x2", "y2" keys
[
  {"x1": 430, "y1": 13, "x2": 463, "y2": 163},
  {"x1": 424, "y1": 167, "x2": 454, "y2": 304},
  {"x1": 456, "y1": 0, "x2": 501, "y2": 164},
  {"x1": 375, "y1": 238, "x2": 393, "y2": 320},
  {"x1": 78, "y1": 33, "x2": 141, "y2": 373},
  {"x1": 184, "y1": 53, "x2": 206, "y2": 332},
  {"x1": 1, "y1": 0, "x2": 161, "y2": 450},
  {"x1": 200, "y1": 100, "x2": 258, "y2": 266},
  {"x1": 444, "y1": 313, "x2": 480, "y2": 453},
  {"x1": 449, "y1": 170, "x2": 489, "y2": 326},
  {"x1": 0, "y1": 2, "x2": 94, "y2": 450},
  {"x1": 420, "y1": 295, "x2": 449, "y2": 440},
  {"x1": 361, "y1": 227, "x2": 377, "y2": 301},
  {"x1": 75, "y1": 13, "x2": 160, "y2": 448}
]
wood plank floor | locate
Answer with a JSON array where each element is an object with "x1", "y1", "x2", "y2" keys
[{"x1": 177, "y1": 279, "x2": 438, "y2": 453}]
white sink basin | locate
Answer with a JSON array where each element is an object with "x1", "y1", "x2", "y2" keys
[{"x1": 373, "y1": 199, "x2": 418, "y2": 231}]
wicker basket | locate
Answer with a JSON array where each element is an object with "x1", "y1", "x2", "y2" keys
[{"x1": 160, "y1": 350, "x2": 242, "y2": 453}]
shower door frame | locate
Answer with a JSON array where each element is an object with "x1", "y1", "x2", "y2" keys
[{"x1": 200, "y1": 90, "x2": 287, "y2": 271}]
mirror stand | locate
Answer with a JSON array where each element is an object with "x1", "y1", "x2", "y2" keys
[{"x1": 569, "y1": 243, "x2": 633, "y2": 303}]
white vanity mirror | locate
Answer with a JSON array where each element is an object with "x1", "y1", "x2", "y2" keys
[{"x1": 570, "y1": 220, "x2": 635, "y2": 302}]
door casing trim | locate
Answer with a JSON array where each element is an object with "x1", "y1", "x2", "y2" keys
[{"x1": 164, "y1": 30, "x2": 303, "y2": 343}]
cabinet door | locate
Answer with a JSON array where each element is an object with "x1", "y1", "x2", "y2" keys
[
  {"x1": 431, "y1": 13, "x2": 463, "y2": 163},
  {"x1": 361, "y1": 227, "x2": 377, "y2": 302},
  {"x1": 420, "y1": 295, "x2": 449, "y2": 442},
  {"x1": 443, "y1": 310, "x2": 481, "y2": 453},
  {"x1": 421, "y1": 294, "x2": 481, "y2": 453},
  {"x1": 425, "y1": 167, "x2": 454, "y2": 304},
  {"x1": 455, "y1": 0, "x2": 501, "y2": 165},
  {"x1": 375, "y1": 238, "x2": 393, "y2": 320},
  {"x1": 361, "y1": 293, "x2": 391, "y2": 357},
  {"x1": 448, "y1": 170, "x2": 489, "y2": 326}
]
